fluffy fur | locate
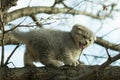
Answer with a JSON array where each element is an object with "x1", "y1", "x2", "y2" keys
[{"x1": 10, "y1": 24, "x2": 96, "y2": 67}]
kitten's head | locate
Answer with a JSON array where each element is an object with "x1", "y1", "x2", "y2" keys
[{"x1": 71, "y1": 24, "x2": 96, "y2": 49}]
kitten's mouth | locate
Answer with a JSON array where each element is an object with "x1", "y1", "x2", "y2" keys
[{"x1": 79, "y1": 42, "x2": 87, "y2": 49}]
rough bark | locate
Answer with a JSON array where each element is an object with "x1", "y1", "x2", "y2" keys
[
  {"x1": 0, "y1": 65, "x2": 120, "y2": 80},
  {"x1": 5, "y1": 6, "x2": 105, "y2": 24},
  {"x1": 96, "y1": 37, "x2": 120, "y2": 51}
]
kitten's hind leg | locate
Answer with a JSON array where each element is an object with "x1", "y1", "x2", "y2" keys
[
  {"x1": 24, "y1": 50, "x2": 36, "y2": 67},
  {"x1": 41, "y1": 58, "x2": 63, "y2": 67}
]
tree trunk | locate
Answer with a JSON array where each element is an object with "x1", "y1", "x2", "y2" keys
[{"x1": 0, "y1": 65, "x2": 120, "y2": 80}]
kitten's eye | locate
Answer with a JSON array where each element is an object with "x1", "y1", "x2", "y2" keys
[{"x1": 89, "y1": 39, "x2": 91, "y2": 41}]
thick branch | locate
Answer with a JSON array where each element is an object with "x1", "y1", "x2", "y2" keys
[
  {"x1": 0, "y1": 33, "x2": 19, "y2": 45},
  {"x1": 99, "y1": 53, "x2": 120, "y2": 70},
  {"x1": 95, "y1": 37, "x2": 120, "y2": 51},
  {"x1": 0, "y1": 0, "x2": 17, "y2": 12},
  {"x1": 0, "y1": 65, "x2": 120, "y2": 80},
  {"x1": 6, "y1": 6, "x2": 104, "y2": 23}
]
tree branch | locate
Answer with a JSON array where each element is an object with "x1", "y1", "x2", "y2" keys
[
  {"x1": 6, "y1": 6, "x2": 106, "y2": 24},
  {"x1": 29, "y1": 15, "x2": 42, "y2": 28},
  {"x1": 99, "y1": 53, "x2": 120, "y2": 70},
  {"x1": 0, "y1": 65, "x2": 120, "y2": 80},
  {"x1": 0, "y1": 0, "x2": 17, "y2": 12},
  {"x1": 0, "y1": 33, "x2": 20, "y2": 45},
  {"x1": 95, "y1": 37, "x2": 120, "y2": 51}
]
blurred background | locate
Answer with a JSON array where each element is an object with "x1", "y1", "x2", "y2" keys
[{"x1": 0, "y1": 0, "x2": 120, "y2": 68}]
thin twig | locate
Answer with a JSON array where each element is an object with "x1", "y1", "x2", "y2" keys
[
  {"x1": 83, "y1": 53, "x2": 91, "y2": 64},
  {"x1": 6, "y1": 12, "x2": 28, "y2": 30},
  {"x1": 30, "y1": 15, "x2": 42, "y2": 28},
  {"x1": 102, "y1": 27, "x2": 120, "y2": 37},
  {"x1": 8, "y1": 62, "x2": 16, "y2": 68},
  {"x1": 105, "y1": 48, "x2": 111, "y2": 60},
  {"x1": 4, "y1": 44, "x2": 20, "y2": 66},
  {"x1": 0, "y1": 12, "x2": 5, "y2": 66},
  {"x1": 83, "y1": 53, "x2": 107, "y2": 59},
  {"x1": 28, "y1": 0, "x2": 32, "y2": 7},
  {"x1": 99, "y1": 53, "x2": 120, "y2": 70},
  {"x1": 5, "y1": 17, "x2": 28, "y2": 33},
  {"x1": 1, "y1": 29, "x2": 5, "y2": 66},
  {"x1": 5, "y1": 24, "x2": 35, "y2": 33}
]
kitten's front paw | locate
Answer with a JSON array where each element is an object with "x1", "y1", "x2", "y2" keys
[
  {"x1": 46, "y1": 60, "x2": 63, "y2": 67},
  {"x1": 72, "y1": 60, "x2": 79, "y2": 66},
  {"x1": 53, "y1": 61, "x2": 63, "y2": 67},
  {"x1": 64, "y1": 60, "x2": 79, "y2": 67}
]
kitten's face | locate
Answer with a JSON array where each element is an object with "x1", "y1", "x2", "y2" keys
[{"x1": 71, "y1": 24, "x2": 96, "y2": 49}]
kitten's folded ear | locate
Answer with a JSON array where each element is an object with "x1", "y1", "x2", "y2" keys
[
  {"x1": 72, "y1": 24, "x2": 97, "y2": 41},
  {"x1": 72, "y1": 24, "x2": 82, "y2": 30},
  {"x1": 72, "y1": 24, "x2": 89, "y2": 32}
]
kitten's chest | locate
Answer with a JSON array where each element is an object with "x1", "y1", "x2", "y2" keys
[
  {"x1": 71, "y1": 49, "x2": 82, "y2": 60},
  {"x1": 60, "y1": 46, "x2": 82, "y2": 59}
]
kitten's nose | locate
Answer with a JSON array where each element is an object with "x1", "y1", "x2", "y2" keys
[
  {"x1": 85, "y1": 40, "x2": 89, "y2": 45},
  {"x1": 83, "y1": 40, "x2": 87, "y2": 45}
]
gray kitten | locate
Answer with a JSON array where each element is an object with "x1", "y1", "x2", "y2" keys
[{"x1": 10, "y1": 24, "x2": 96, "y2": 67}]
